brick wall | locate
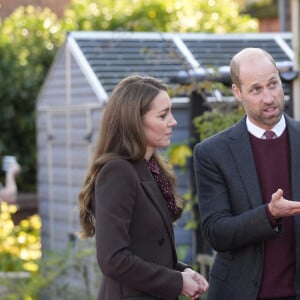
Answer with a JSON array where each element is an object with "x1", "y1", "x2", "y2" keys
[
  {"x1": 259, "y1": 17, "x2": 280, "y2": 32},
  {"x1": 0, "y1": 0, "x2": 71, "y2": 19}
]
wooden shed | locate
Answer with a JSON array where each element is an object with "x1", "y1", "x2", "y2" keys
[{"x1": 36, "y1": 31, "x2": 294, "y2": 296}]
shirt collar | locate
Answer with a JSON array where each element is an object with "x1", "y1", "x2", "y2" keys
[{"x1": 246, "y1": 115, "x2": 286, "y2": 139}]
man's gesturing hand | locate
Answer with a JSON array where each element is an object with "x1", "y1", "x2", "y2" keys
[{"x1": 268, "y1": 188, "x2": 300, "y2": 218}]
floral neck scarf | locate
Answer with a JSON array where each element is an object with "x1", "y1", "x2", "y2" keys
[{"x1": 145, "y1": 157, "x2": 182, "y2": 221}]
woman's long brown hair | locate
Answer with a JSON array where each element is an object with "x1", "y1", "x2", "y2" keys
[{"x1": 78, "y1": 74, "x2": 184, "y2": 238}]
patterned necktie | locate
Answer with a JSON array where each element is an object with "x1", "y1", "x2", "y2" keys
[{"x1": 264, "y1": 130, "x2": 275, "y2": 140}]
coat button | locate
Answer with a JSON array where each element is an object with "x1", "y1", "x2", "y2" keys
[
  {"x1": 158, "y1": 238, "x2": 165, "y2": 246},
  {"x1": 253, "y1": 280, "x2": 258, "y2": 287}
]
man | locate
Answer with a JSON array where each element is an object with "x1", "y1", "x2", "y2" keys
[{"x1": 193, "y1": 48, "x2": 300, "y2": 300}]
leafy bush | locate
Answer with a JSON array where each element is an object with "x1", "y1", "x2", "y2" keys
[
  {"x1": 193, "y1": 105, "x2": 245, "y2": 141},
  {"x1": 0, "y1": 203, "x2": 95, "y2": 299},
  {"x1": 0, "y1": 244, "x2": 96, "y2": 300},
  {"x1": 63, "y1": 0, "x2": 258, "y2": 33},
  {"x1": 245, "y1": 0, "x2": 278, "y2": 19},
  {"x1": 0, "y1": 1, "x2": 257, "y2": 193},
  {"x1": 0, "y1": 202, "x2": 41, "y2": 272},
  {"x1": 0, "y1": 6, "x2": 64, "y2": 192}
]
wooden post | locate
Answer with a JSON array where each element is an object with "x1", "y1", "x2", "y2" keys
[{"x1": 189, "y1": 91, "x2": 212, "y2": 255}]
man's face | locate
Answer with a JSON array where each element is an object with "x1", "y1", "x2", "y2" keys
[{"x1": 232, "y1": 56, "x2": 285, "y2": 130}]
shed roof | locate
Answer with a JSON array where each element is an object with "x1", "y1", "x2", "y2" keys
[{"x1": 67, "y1": 31, "x2": 293, "y2": 98}]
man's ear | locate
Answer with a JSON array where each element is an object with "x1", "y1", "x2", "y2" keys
[{"x1": 232, "y1": 84, "x2": 242, "y2": 103}]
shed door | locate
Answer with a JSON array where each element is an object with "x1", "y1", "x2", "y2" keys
[{"x1": 38, "y1": 105, "x2": 101, "y2": 250}]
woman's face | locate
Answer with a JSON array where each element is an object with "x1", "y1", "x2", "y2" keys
[{"x1": 142, "y1": 90, "x2": 177, "y2": 160}]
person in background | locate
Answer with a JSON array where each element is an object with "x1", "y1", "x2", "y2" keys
[
  {"x1": 193, "y1": 47, "x2": 300, "y2": 300},
  {"x1": 0, "y1": 158, "x2": 21, "y2": 203},
  {"x1": 79, "y1": 74, "x2": 209, "y2": 300}
]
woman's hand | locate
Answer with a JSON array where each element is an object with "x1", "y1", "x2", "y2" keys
[{"x1": 181, "y1": 268, "x2": 209, "y2": 299}]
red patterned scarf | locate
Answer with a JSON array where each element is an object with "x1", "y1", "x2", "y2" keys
[{"x1": 145, "y1": 157, "x2": 182, "y2": 221}]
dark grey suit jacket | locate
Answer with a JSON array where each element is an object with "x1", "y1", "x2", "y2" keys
[
  {"x1": 193, "y1": 114, "x2": 300, "y2": 300},
  {"x1": 94, "y1": 158, "x2": 187, "y2": 300}
]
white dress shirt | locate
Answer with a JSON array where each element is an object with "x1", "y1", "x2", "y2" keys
[{"x1": 246, "y1": 115, "x2": 286, "y2": 139}]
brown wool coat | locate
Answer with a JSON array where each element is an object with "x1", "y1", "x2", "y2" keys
[{"x1": 94, "y1": 159, "x2": 188, "y2": 300}]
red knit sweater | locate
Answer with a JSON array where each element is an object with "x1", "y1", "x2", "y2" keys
[{"x1": 250, "y1": 129, "x2": 295, "y2": 298}]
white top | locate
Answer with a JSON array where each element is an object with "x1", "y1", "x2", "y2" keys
[{"x1": 246, "y1": 115, "x2": 286, "y2": 139}]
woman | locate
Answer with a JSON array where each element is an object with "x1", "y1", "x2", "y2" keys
[{"x1": 78, "y1": 74, "x2": 208, "y2": 300}]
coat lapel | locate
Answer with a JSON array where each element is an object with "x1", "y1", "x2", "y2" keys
[
  {"x1": 132, "y1": 160, "x2": 176, "y2": 246},
  {"x1": 228, "y1": 114, "x2": 300, "y2": 209},
  {"x1": 228, "y1": 117, "x2": 263, "y2": 208},
  {"x1": 284, "y1": 114, "x2": 300, "y2": 250},
  {"x1": 285, "y1": 114, "x2": 300, "y2": 202}
]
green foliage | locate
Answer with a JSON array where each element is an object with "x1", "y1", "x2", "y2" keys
[
  {"x1": 193, "y1": 105, "x2": 245, "y2": 141},
  {"x1": 167, "y1": 143, "x2": 192, "y2": 168},
  {"x1": 0, "y1": 6, "x2": 64, "y2": 191},
  {"x1": 0, "y1": 243, "x2": 96, "y2": 300},
  {"x1": 172, "y1": 0, "x2": 257, "y2": 33},
  {"x1": 62, "y1": 0, "x2": 175, "y2": 32},
  {"x1": 0, "y1": 0, "x2": 258, "y2": 192},
  {"x1": 0, "y1": 202, "x2": 41, "y2": 273},
  {"x1": 63, "y1": 0, "x2": 258, "y2": 33},
  {"x1": 0, "y1": 201, "x2": 96, "y2": 299},
  {"x1": 244, "y1": 0, "x2": 278, "y2": 19},
  {"x1": 169, "y1": 102, "x2": 244, "y2": 259}
]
